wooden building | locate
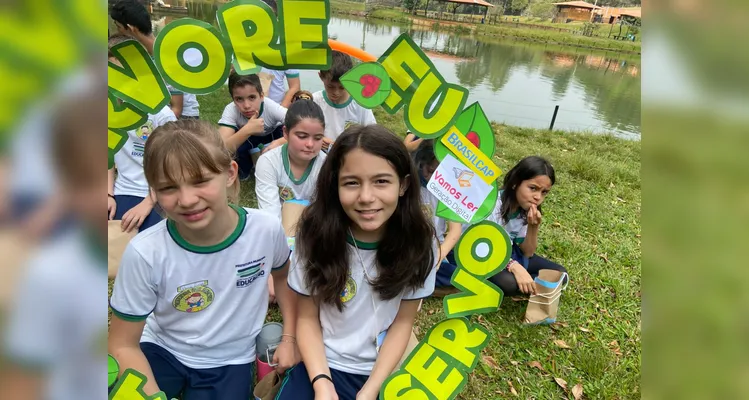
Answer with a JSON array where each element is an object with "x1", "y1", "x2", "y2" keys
[{"x1": 552, "y1": 1, "x2": 601, "y2": 23}]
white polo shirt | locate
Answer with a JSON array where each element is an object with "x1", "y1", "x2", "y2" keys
[
  {"x1": 312, "y1": 90, "x2": 376, "y2": 141},
  {"x1": 260, "y1": 68, "x2": 300, "y2": 105},
  {"x1": 254, "y1": 144, "x2": 326, "y2": 220},
  {"x1": 113, "y1": 106, "x2": 177, "y2": 198},
  {"x1": 476, "y1": 192, "x2": 528, "y2": 244},
  {"x1": 218, "y1": 97, "x2": 287, "y2": 138},
  {"x1": 109, "y1": 205, "x2": 291, "y2": 369},
  {"x1": 288, "y1": 236, "x2": 438, "y2": 375},
  {"x1": 4, "y1": 229, "x2": 108, "y2": 400}
]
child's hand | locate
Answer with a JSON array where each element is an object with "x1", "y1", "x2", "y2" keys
[
  {"x1": 121, "y1": 199, "x2": 154, "y2": 233},
  {"x1": 322, "y1": 137, "x2": 334, "y2": 151},
  {"x1": 356, "y1": 385, "x2": 379, "y2": 400},
  {"x1": 108, "y1": 195, "x2": 117, "y2": 220},
  {"x1": 272, "y1": 340, "x2": 299, "y2": 374},
  {"x1": 244, "y1": 115, "x2": 265, "y2": 136},
  {"x1": 510, "y1": 261, "x2": 536, "y2": 295},
  {"x1": 404, "y1": 134, "x2": 423, "y2": 153},
  {"x1": 527, "y1": 204, "x2": 542, "y2": 226}
]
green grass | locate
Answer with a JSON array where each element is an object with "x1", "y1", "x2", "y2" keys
[{"x1": 198, "y1": 88, "x2": 641, "y2": 398}]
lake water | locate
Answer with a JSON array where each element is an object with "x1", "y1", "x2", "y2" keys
[{"x1": 147, "y1": 3, "x2": 641, "y2": 139}]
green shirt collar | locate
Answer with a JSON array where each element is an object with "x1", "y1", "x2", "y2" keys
[{"x1": 167, "y1": 205, "x2": 247, "y2": 254}]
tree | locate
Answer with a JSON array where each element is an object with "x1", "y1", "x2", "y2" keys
[
  {"x1": 527, "y1": 0, "x2": 556, "y2": 19},
  {"x1": 402, "y1": 0, "x2": 422, "y2": 14}
]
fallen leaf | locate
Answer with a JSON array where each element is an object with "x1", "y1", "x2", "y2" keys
[
  {"x1": 572, "y1": 383, "x2": 584, "y2": 399},
  {"x1": 550, "y1": 321, "x2": 569, "y2": 331},
  {"x1": 598, "y1": 253, "x2": 609, "y2": 263},
  {"x1": 511, "y1": 296, "x2": 527, "y2": 302},
  {"x1": 554, "y1": 339, "x2": 572, "y2": 349},
  {"x1": 510, "y1": 360, "x2": 519, "y2": 366},
  {"x1": 554, "y1": 377, "x2": 568, "y2": 391},
  {"x1": 608, "y1": 340, "x2": 623, "y2": 356},
  {"x1": 503, "y1": 332, "x2": 513, "y2": 338},
  {"x1": 508, "y1": 380, "x2": 518, "y2": 396},
  {"x1": 482, "y1": 355, "x2": 500, "y2": 370},
  {"x1": 552, "y1": 222, "x2": 561, "y2": 227},
  {"x1": 427, "y1": 308, "x2": 435, "y2": 315},
  {"x1": 579, "y1": 327, "x2": 591, "y2": 333},
  {"x1": 609, "y1": 182, "x2": 615, "y2": 188},
  {"x1": 527, "y1": 361, "x2": 546, "y2": 372}
]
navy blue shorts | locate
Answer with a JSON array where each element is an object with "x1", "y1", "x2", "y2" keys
[
  {"x1": 276, "y1": 362, "x2": 368, "y2": 400},
  {"x1": 235, "y1": 125, "x2": 284, "y2": 180},
  {"x1": 113, "y1": 195, "x2": 163, "y2": 232},
  {"x1": 140, "y1": 342, "x2": 254, "y2": 400}
]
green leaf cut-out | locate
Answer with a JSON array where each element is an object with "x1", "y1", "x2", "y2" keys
[{"x1": 340, "y1": 61, "x2": 392, "y2": 109}]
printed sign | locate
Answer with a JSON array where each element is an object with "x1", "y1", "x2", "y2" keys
[
  {"x1": 440, "y1": 127, "x2": 501, "y2": 185},
  {"x1": 427, "y1": 154, "x2": 492, "y2": 223}
]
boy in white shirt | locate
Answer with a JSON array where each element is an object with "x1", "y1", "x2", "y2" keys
[
  {"x1": 218, "y1": 72, "x2": 287, "y2": 180},
  {"x1": 312, "y1": 51, "x2": 376, "y2": 149}
]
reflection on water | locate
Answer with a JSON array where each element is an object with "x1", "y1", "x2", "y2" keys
[{"x1": 152, "y1": 1, "x2": 641, "y2": 139}]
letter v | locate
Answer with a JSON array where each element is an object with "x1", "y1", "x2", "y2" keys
[{"x1": 108, "y1": 40, "x2": 170, "y2": 115}]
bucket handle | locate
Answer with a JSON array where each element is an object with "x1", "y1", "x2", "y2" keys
[{"x1": 266, "y1": 343, "x2": 279, "y2": 367}]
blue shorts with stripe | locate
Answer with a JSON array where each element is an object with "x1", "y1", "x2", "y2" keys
[
  {"x1": 140, "y1": 342, "x2": 254, "y2": 400},
  {"x1": 276, "y1": 362, "x2": 368, "y2": 400}
]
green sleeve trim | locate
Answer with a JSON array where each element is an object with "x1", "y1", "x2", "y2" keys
[
  {"x1": 514, "y1": 237, "x2": 525, "y2": 244},
  {"x1": 218, "y1": 123, "x2": 239, "y2": 131},
  {"x1": 285, "y1": 73, "x2": 300, "y2": 78},
  {"x1": 110, "y1": 305, "x2": 150, "y2": 322},
  {"x1": 170, "y1": 90, "x2": 184, "y2": 95}
]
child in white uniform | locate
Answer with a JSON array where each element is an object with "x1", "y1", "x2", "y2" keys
[
  {"x1": 218, "y1": 72, "x2": 288, "y2": 179},
  {"x1": 108, "y1": 120, "x2": 300, "y2": 399},
  {"x1": 255, "y1": 99, "x2": 327, "y2": 220},
  {"x1": 411, "y1": 139, "x2": 463, "y2": 292},
  {"x1": 278, "y1": 125, "x2": 438, "y2": 400},
  {"x1": 107, "y1": 47, "x2": 176, "y2": 233},
  {"x1": 2, "y1": 89, "x2": 108, "y2": 400},
  {"x1": 312, "y1": 51, "x2": 376, "y2": 149}
]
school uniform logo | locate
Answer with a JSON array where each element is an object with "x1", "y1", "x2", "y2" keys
[
  {"x1": 278, "y1": 186, "x2": 295, "y2": 201},
  {"x1": 137, "y1": 121, "x2": 155, "y2": 141},
  {"x1": 236, "y1": 257, "x2": 266, "y2": 288},
  {"x1": 340, "y1": 275, "x2": 357, "y2": 303},
  {"x1": 172, "y1": 280, "x2": 214, "y2": 313}
]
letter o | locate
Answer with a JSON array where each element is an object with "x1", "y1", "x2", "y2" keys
[
  {"x1": 154, "y1": 19, "x2": 231, "y2": 94},
  {"x1": 454, "y1": 221, "x2": 511, "y2": 278}
]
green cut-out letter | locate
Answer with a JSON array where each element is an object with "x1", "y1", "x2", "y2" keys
[
  {"x1": 278, "y1": 0, "x2": 330, "y2": 68},
  {"x1": 108, "y1": 40, "x2": 170, "y2": 115},
  {"x1": 443, "y1": 269, "x2": 503, "y2": 318},
  {"x1": 217, "y1": 0, "x2": 284, "y2": 74}
]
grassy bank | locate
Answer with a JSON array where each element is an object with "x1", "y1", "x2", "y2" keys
[
  {"x1": 329, "y1": 0, "x2": 640, "y2": 54},
  {"x1": 198, "y1": 88, "x2": 642, "y2": 399}
]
